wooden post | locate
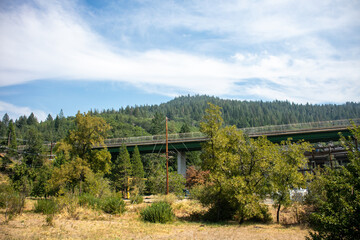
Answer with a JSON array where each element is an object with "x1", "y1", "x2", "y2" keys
[{"x1": 166, "y1": 117, "x2": 169, "y2": 195}]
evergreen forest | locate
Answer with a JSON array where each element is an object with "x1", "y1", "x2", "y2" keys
[{"x1": 1, "y1": 95, "x2": 360, "y2": 144}]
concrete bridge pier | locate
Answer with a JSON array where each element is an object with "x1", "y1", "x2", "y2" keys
[{"x1": 177, "y1": 152, "x2": 187, "y2": 177}]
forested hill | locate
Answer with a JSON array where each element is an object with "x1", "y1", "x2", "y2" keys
[
  {"x1": 1, "y1": 95, "x2": 360, "y2": 143},
  {"x1": 152, "y1": 95, "x2": 360, "y2": 127}
]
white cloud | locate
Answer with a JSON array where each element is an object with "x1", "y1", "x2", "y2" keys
[
  {"x1": 0, "y1": 0, "x2": 359, "y2": 104},
  {"x1": 0, "y1": 101, "x2": 48, "y2": 121}
]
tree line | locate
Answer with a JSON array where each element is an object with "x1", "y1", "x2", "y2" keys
[{"x1": 1, "y1": 95, "x2": 360, "y2": 146}]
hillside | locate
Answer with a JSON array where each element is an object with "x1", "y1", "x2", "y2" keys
[{"x1": 1, "y1": 95, "x2": 360, "y2": 142}]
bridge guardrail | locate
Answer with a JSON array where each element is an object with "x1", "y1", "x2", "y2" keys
[{"x1": 17, "y1": 118, "x2": 360, "y2": 150}]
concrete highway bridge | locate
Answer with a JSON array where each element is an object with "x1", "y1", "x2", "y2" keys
[{"x1": 94, "y1": 118, "x2": 359, "y2": 175}]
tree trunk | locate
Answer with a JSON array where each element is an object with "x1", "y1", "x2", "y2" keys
[{"x1": 277, "y1": 204, "x2": 281, "y2": 224}]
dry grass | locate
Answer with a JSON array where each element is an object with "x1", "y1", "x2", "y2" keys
[{"x1": 0, "y1": 198, "x2": 310, "y2": 240}]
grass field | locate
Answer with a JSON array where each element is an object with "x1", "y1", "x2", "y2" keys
[{"x1": 0, "y1": 197, "x2": 310, "y2": 240}]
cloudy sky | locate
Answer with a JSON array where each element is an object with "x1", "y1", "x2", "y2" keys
[{"x1": 1, "y1": 0, "x2": 359, "y2": 121}]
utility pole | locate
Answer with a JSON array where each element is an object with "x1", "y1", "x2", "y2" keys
[{"x1": 166, "y1": 116, "x2": 169, "y2": 195}]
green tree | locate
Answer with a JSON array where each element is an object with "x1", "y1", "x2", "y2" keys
[
  {"x1": 49, "y1": 112, "x2": 111, "y2": 195},
  {"x1": 110, "y1": 144, "x2": 132, "y2": 194},
  {"x1": 48, "y1": 157, "x2": 91, "y2": 195},
  {"x1": 198, "y1": 103, "x2": 274, "y2": 222},
  {"x1": 150, "y1": 112, "x2": 165, "y2": 135},
  {"x1": 308, "y1": 123, "x2": 360, "y2": 240},
  {"x1": 131, "y1": 146, "x2": 145, "y2": 178},
  {"x1": 7, "y1": 120, "x2": 17, "y2": 157},
  {"x1": 23, "y1": 127, "x2": 45, "y2": 167},
  {"x1": 179, "y1": 122, "x2": 191, "y2": 133},
  {"x1": 55, "y1": 112, "x2": 111, "y2": 174},
  {"x1": 271, "y1": 139, "x2": 312, "y2": 223}
]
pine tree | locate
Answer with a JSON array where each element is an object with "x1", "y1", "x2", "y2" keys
[
  {"x1": 111, "y1": 144, "x2": 132, "y2": 193},
  {"x1": 7, "y1": 120, "x2": 17, "y2": 157},
  {"x1": 131, "y1": 146, "x2": 145, "y2": 178}
]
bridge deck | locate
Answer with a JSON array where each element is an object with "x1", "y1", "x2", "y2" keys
[{"x1": 17, "y1": 118, "x2": 359, "y2": 153}]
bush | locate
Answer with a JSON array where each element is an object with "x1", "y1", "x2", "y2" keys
[
  {"x1": 78, "y1": 193, "x2": 102, "y2": 209},
  {"x1": 100, "y1": 195, "x2": 126, "y2": 215},
  {"x1": 140, "y1": 201, "x2": 174, "y2": 223},
  {"x1": 0, "y1": 183, "x2": 25, "y2": 222},
  {"x1": 34, "y1": 199, "x2": 58, "y2": 215},
  {"x1": 56, "y1": 192, "x2": 80, "y2": 219},
  {"x1": 147, "y1": 169, "x2": 186, "y2": 197},
  {"x1": 130, "y1": 194, "x2": 143, "y2": 204}
]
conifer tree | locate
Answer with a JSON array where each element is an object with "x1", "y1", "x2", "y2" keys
[
  {"x1": 7, "y1": 120, "x2": 17, "y2": 157},
  {"x1": 131, "y1": 146, "x2": 145, "y2": 178},
  {"x1": 111, "y1": 144, "x2": 132, "y2": 194}
]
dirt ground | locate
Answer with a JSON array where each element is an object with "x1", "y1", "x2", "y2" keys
[{"x1": 0, "y1": 198, "x2": 310, "y2": 240}]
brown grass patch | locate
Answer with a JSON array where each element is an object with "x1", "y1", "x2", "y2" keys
[{"x1": 0, "y1": 198, "x2": 310, "y2": 240}]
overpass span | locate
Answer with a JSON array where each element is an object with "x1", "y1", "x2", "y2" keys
[{"x1": 96, "y1": 118, "x2": 359, "y2": 154}]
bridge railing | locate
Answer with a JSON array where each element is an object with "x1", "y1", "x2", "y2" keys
[
  {"x1": 103, "y1": 132, "x2": 207, "y2": 147},
  {"x1": 241, "y1": 118, "x2": 360, "y2": 136},
  {"x1": 103, "y1": 118, "x2": 359, "y2": 147},
  {"x1": 16, "y1": 118, "x2": 360, "y2": 150}
]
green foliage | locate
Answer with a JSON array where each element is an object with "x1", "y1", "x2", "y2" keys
[
  {"x1": 307, "y1": 123, "x2": 360, "y2": 240},
  {"x1": 140, "y1": 201, "x2": 175, "y2": 223},
  {"x1": 197, "y1": 103, "x2": 311, "y2": 224},
  {"x1": 271, "y1": 139, "x2": 313, "y2": 223},
  {"x1": 34, "y1": 199, "x2": 58, "y2": 215},
  {"x1": 78, "y1": 193, "x2": 102, "y2": 209},
  {"x1": 7, "y1": 120, "x2": 17, "y2": 157},
  {"x1": 129, "y1": 194, "x2": 144, "y2": 204},
  {"x1": 110, "y1": 144, "x2": 132, "y2": 193},
  {"x1": 48, "y1": 112, "x2": 112, "y2": 195},
  {"x1": 23, "y1": 127, "x2": 45, "y2": 167},
  {"x1": 131, "y1": 146, "x2": 145, "y2": 179},
  {"x1": 150, "y1": 112, "x2": 166, "y2": 135},
  {"x1": 0, "y1": 182, "x2": 25, "y2": 222},
  {"x1": 147, "y1": 165, "x2": 186, "y2": 196},
  {"x1": 82, "y1": 171, "x2": 111, "y2": 198},
  {"x1": 9, "y1": 163, "x2": 34, "y2": 196},
  {"x1": 31, "y1": 164, "x2": 52, "y2": 197},
  {"x1": 100, "y1": 194, "x2": 126, "y2": 215},
  {"x1": 47, "y1": 157, "x2": 91, "y2": 195}
]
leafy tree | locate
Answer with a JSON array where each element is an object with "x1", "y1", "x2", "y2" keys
[
  {"x1": 49, "y1": 112, "x2": 111, "y2": 195},
  {"x1": 271, "y1": 139, "x2": 312, "y2": 223},
  {"x1": 308, "y1": 123, "x2": 360, "y2": 240},
  {"x1": 48, "y1": 157, "x2": 91, "y2": 195},
  {"x1": 55, "y1": 112, "x2": 111, "y2": 174},
  {"x1": 66, "y1": 111, "x2": 111, "y2": 160},
  {"x1": 197, "y1": 103, "x2": 310, "y2": 223}
]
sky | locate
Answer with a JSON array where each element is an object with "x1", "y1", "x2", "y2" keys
[{"x1": 0, "y1": 0, "x2": 360, "y2": 121}]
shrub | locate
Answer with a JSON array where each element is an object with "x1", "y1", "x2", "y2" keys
[
  {"x1": 130, "y1": 194, "x2": 143, "y2": 204},
  {"x1": 0, "y1": 183, "x2": 25, "y2": 222},
  {"x1": 34, "y1": 199, "x2": 58, "y2": 215},
  {"x1": 140, "y1": 201, "x2": 174, "y2": 223},
  {"x1": 56, "y1": 192, "x2": 80, "y2": 219},
  {"x1": 100, "y1": 195, "x2": 126, "y2": 215},
  {"x1": 78, "y1": 193, "x2": 102, "y2": 209}
]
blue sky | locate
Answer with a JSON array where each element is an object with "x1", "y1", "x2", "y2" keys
[{"x1": 1, "y1": 0, "x2": 360, "y2": 121}]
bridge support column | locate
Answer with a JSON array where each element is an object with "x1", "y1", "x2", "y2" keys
[{"x1": 177, "y1": 152, "x2": 186, "y2": 177}]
